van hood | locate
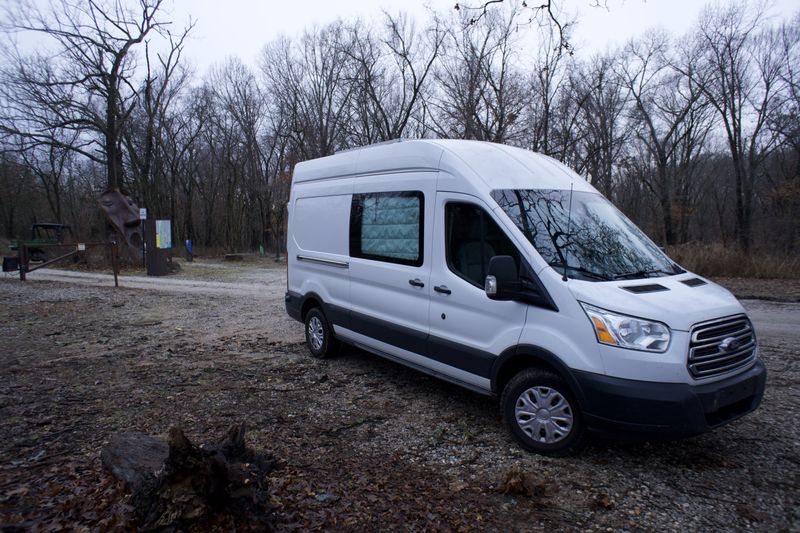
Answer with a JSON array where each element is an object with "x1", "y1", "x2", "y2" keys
[{"x1": 564, "y1": 273, "x2": 745, "y2": 331}]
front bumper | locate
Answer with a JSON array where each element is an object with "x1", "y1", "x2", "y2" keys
[{"x1": 574, "y1": 358, "x2": 766, "y2": 436}]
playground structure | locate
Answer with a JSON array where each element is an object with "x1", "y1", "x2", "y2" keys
[
  {"x1": 11, "y1": 240, "x2": 120, "y2": 287},
  {"x1": 9, "y1": 223, "x2": 74, "y2": 262}
]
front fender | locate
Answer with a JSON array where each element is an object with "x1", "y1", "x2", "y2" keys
[{"x1": 491, "y1": 344, "x2": 588, "y2": 408}]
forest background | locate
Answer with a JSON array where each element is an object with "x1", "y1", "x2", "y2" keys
[{"x1": 1, "y1": 0, "x2": 797, "y2": 277}]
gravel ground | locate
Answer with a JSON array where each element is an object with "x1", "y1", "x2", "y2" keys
[{"x1": 0, "y1": 264, "x2": 798, "y2": 531}]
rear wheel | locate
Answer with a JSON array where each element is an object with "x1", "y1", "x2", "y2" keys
[
  {"x1": 304, "y1": 307, "x2": 339, "y2": 359},
  {"x1": 501, "y1": 368, "x2": 584, "y2": 456}
]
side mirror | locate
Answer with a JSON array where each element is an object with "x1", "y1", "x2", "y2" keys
[{"x1": 485, "y1": 255, "x2": 520, "y2": 300}]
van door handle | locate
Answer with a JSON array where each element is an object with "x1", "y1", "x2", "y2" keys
[
  {"x1": 408, "y1": 278, "x2": 425, "y2": 288},
  {"x1": 434, "y1": 285, "x2": 451, "y2": 295}
]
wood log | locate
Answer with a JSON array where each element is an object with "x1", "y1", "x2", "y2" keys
[{"x1": 101, "y1": 424, "x2": 274, "y2": 531}]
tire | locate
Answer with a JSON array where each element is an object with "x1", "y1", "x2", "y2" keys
[
  {"x1": 304, "y1": 307, "x2": 339, "y2": 359},
  {"x1": 501, "y1": 368, "x2": 585, "y2": 456}
]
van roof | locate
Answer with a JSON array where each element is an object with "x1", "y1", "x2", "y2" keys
[{"x1": 292, "y1": 139, "x2": 596, "y2": 193}]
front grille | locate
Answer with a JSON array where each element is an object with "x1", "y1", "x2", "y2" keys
[{"x1": 688, "y1": 315, "x2": 756, "y2": 379}]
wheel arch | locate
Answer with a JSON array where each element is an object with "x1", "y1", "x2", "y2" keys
[
  {"x1": 491, "y1": 345, "x2": 586, "y2": 407},
  {"x1": 299, "y1": 291, "x2": 325, "y2": 322}
]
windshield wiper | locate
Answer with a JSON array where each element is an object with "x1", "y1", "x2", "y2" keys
[
  {"x1": 612, "y1": 268, "x2": 674, "y2": 280},
  {"x1": 670, "y1": 263, "x2": 686, "y2": 274},
  {"x1": 550, "y1": 263, "x2": 613, "y2": 281}
]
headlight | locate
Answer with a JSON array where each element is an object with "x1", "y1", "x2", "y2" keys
[{"x1": 580, "y1": 303, "x2": 671, "y2": 352}]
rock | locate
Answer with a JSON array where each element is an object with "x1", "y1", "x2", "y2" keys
[{"x1": 314, "y1": 492, "x2": 339, "y2": 503}]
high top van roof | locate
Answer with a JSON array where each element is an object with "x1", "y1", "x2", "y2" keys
[{"x1": 292, "y1": 139, "x2": 595, "y2": 193}]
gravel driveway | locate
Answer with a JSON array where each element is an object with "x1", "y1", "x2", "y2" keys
[{"x1": 1, "y1": 262, "x2": 797, "y2": 531}]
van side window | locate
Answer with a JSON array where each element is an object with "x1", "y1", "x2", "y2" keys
[
  {"x1": 446, "y1": 203, "x2": 520, "y2": 287},
  {"x1": 350, "y1": 191, "x2": 424, "y2": 267}
]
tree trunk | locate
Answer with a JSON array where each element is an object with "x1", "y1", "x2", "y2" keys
[
  {"x1": 732, "y1": 156, "x2": 750, "y2": 252},
  {"x1": 106, "y1": 75, "x2": 120, "y2": 191}
]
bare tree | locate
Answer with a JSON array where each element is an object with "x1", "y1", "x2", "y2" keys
[
  {"x1": 261, "y1": 23, "x2": 355, "y2": 159},
  {"x1": 569, "y1": 54, "x2": 630, "y2": 196},
  {"x1": 524, "y1": 18, "x2": 573, "y2": 154},
  {"x1": 432, "y1": 6, "x2": 528, "y2": 143},
  {"x1": 204, "y1": 59, "x2": 266, "y2": 250},
  {"x1": 155, "y1": 84, "x2": 207, "y2": 244},
  {"x1": 679, "y1": 2, "x2": 788, "y2": 251},
  {"x1": 454, "y1": 0, "x2": 579, "y2": 54},
  {"x1": 12, "y1": 126, "x2": 79, "y2": 222},
  {"x1": 1, "y1": 0, "x2": 189, "y2": 191},
  {"x1": 190, "y1": 85, "x2": 226, "y2": 247},
  {"x1": 124, "y1": 32, "x2": 192, "y2": 216},
  {"x1": 344, "y1": 13, "x2": 444, "y2": 144},
  {"x1": 0, "y1": 153, "x2": 35, "y2": 238},
  {"x1": 763, "y1": 13, "x2": 800, "y2": 251},
  {"x1": 768, "y1": 13, "x2": 800, "y2": 175},
  {"x1": 617, "y1": 30, "x2": 712, "y2": 244}
]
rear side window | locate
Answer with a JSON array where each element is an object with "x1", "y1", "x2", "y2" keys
[
  {"x1": 350, "y1": 191, "x2": 424, "y2": 267},
  {"x1": 293, "y1": 195, "x2": 351, "y2": 254},
  {"x1": 446, "y1": 203, "x2": 521, "y2": 287}
]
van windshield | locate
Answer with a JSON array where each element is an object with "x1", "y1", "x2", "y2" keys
[{"x1": 491, "y1": 189, "x2": 683, "y2": 281}]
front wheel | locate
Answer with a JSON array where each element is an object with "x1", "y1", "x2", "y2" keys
[
  {"x1": 304, "y1": 307, "x2": 339, "y2": 359},
  {"x1": 501, "y1": 368, "x2": 585, "y2": 456}
]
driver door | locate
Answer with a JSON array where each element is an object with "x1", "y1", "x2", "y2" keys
[{"x1": 427, "y1": 192, "x2": 529, "y2": 389}]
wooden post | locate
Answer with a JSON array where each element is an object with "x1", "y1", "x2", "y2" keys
[
  {"x1": 111, "y1": 241, "x2": 119, "y2": 288},
  {"x1": 19, "y1": 243, "x2": 26, "y2": 281}
]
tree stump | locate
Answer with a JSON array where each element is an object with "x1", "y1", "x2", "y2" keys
[{"x1": 101, "y1": 424, "x2": 274, "y2": 531}]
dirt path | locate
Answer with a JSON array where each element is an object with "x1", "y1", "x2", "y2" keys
[
  {"x1": 23, "y1": 266, "x2": 284, "y2": 298},
  {"x1": 741, "y1": 299, "x2": 800, "y2": 344},
  {"x1": 1, "y1": 270, "x2": 797, "y2": 531}
]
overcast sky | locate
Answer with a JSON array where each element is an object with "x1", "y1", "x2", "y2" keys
[
  {"x1": 13, "y1": 0, "x2": 797, "y2": 76},
  {"x1": 166, "y1": 0, "x2": 798, "y2": 75}
]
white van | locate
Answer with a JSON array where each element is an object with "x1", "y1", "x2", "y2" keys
[{"x1": 284, "y1": 139, "x2": 766, "y2": 455}]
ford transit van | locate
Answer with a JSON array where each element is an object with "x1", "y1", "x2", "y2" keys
[{"x1": 284, "y1": 139, "x2": 766, "y2": 455}]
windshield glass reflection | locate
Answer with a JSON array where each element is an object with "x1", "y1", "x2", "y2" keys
[{"x1": 491, "y1": 189, "x2": 682, "y2": 282}]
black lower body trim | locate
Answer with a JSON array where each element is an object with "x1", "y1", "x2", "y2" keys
[
  {"x1": 285, "y1": 291, "x2": 350, "y2": 329},
  {"x1": 324, "y1": 302, "x2": 351, "y2": 330},
  {"x1": 427, "y1": 335, "x2": 496, "y2": 378},
  {"x1": 350, "y1": 309, "x2": 428, "y2": 357},
  {"x1": 285, "y1": 291, "x2": 302, "y2": 322},
  {"x1": 352, "y1": 341, "x2": 491, "y2": 396},
  {"x1": 287, "y1": 293, "x2": 495, "y2": 380},
  {"x1": 342, "y1": 309, "x2": 493, "y2": 380}
]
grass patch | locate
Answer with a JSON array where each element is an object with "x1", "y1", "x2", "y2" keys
[{"x1": 668, "y1": 243, "x2": 800, "y2": 279}]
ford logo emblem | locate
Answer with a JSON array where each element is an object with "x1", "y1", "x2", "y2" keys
[{"x1": 720, "y1": 337, "x2": 741, "y2": 353}]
